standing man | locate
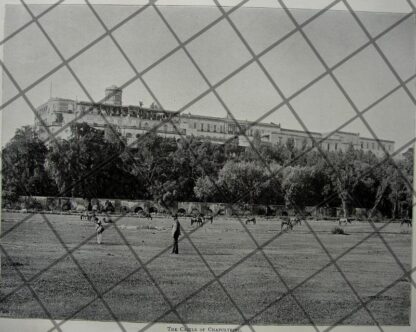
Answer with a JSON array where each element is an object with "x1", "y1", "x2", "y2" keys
[
  {"x1": 171, "y1": 214, "x2": 181, "y2": 254},
  {"x1": 95, "y1": 217, "x2": 105, "y2": 244}
]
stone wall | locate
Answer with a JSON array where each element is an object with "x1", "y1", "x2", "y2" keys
[{"x1": 10, "y1": 196, "x2": 351, "y2": 218}]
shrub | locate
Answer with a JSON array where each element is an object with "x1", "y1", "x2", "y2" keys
[{"x1": 331, "y1": 227, "x2": 346, "y2": 235}]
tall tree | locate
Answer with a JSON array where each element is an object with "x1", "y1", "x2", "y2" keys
[
  {"x1": 326, "y1": 146, "x2": 371, "y2": 217},
  {"x1": 217, "y1": 161, "x2": 267, "y2": 205},
  {"x1": 281, "y1": 165, "x2": 315, "y2": 212},
  {"x1": 2, "y1": 126, "x2": 56, "y2": 203}
]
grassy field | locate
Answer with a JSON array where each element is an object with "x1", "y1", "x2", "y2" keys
[{"x1": 0, "y1": 212, "x2": 412, "y2": 327}]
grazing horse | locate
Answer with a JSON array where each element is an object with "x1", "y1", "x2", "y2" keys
[
  {"x1": 203, "y1": 215, "x2": 214, "y2": 224},
  {"x1": 281, "y1": 219, "x2": 293, "y2": 231},
  {"x1": 137, "y1": 211, "x2": 152, "y2": 220},
  {"x1": 339, "y1": 217, "x2": 353, "y2": 226},
  {"x1": 401, "y1": 218, "x2": 412, "y2": 227},
  {"x1": 290, "y1": 216, "x2": 302, "y2": 226},
  {"x1": 245, "y1": 217, "x2": 256, "y2": 225},
  {"x1": 191, "y1": 215, "x2": 203, "y2": 227}
]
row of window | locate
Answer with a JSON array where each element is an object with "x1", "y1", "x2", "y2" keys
[
  {"x1": 361, "y1": 141, "x2": 392, "y2": 151},
  {"x1": 38, "y1": 105, "x2": 48, "y2": 113},
  {"x1": 193, "y1": 122, "x2": 269, "y2": 137},
  {"x1": 194, "y1": 122, "x2": 223, "y2": 133},
  {"x1": 123, "y1": 125, "x2": 186, "y2": 139}
]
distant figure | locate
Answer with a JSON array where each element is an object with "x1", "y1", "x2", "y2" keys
[
  {"x1": 401, "y1": 218, "x2": 412, "y2": 227},
  {"x1": 281, "y1": 219, "x2": 293, "y2": 231},
  {"x1": 95, "y1": 217, "x2": 105, "y2": 244},
  {"x1": 203, "y1": 215, "x2": 214, "y2": 224},
  {"x1": 339, "y1": 217, "x2": 353, "y2": 226},
  {"x1": 245, "y1": 217, "x2": 256, "y2": 225},
  {"x1": 191, "y1": 214, "x2": 204, "y2": 227},
  {"x1": 171, "y1": 214, "x2": 181, "y2": 254}
]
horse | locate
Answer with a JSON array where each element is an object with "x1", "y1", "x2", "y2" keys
[
  {"x1": 281, "y1": 219, "x2": 293, "y2": 231},
  {"x1": 339, "y1": 217, "x2": 353, "y2": 226},
  {"x1": 191, "y1": 215, "x2": 203, "y2": 227},
  {"x1": 137, "y1": 211, "x2": 152, "y2": 220},
  {"x1": 290, "y1": 216, "x2": 302, "y2": 226},
  {"x1": 203, "y1": 215, "x2": 214, "y2": 224},
  {"x1": 245, "y1": 217, "x2": 256, "y2": 225},
  {"x1": 400, "y1": 218, "x2": 412, "y2": 227}
]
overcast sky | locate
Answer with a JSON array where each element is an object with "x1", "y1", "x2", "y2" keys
[{"x1": 2, "y1": 1, "x2": 415, "y2": 148}]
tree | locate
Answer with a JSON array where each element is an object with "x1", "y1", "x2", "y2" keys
[
  {"x1": 286, "y1": 137, "x2": 296, "y2": 160},
  {"x1": 387, "y1": 149, "x2": 414, "y2": 219},
  {"x1": 217, "y1": 161, "x2": 267, "y2": 205},
  {"x1": 327, "y1": 147, "x2": 371, "y2": 217},
  {"x1": 367, "y1": 162, "x2": 394, "y2": 218},
  {"x1": 47, "y1": 122, "x2": 140, "y2": 199},
  {"x1": 281, "y1": 166, "x2": 315, "y2": 212},
  {"x1": 258, "y1": 162, "x2": 284, "y2": 205},
  {"x1": 194, "y1": 175, "x2": 218, "y2": 202},
  {"x1": 2, "y1": 126, "x2": 56, "y2": 203}
]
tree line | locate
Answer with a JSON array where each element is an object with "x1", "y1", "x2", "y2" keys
[{"x1": 1, "y1": 123, "x2": 413, "y2": 218}]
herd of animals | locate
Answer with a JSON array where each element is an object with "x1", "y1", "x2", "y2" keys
[{"x1": 79, "y1": 210, "x2": 413, "y2": 229}]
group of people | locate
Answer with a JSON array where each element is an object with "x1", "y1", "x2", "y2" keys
[{"x1": 89, "y1": 211, "x2": 182, "y2": 253}]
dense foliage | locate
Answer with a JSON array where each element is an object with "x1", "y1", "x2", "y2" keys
[{"x1": 2, "y1": 123, "x2": 413, "y2": 218}]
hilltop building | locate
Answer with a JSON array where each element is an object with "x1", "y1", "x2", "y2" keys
[{"x1": 34, "y1": 86, "x2": 394, "y2": 157}]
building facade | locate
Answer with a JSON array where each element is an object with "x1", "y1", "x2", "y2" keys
[{"x1": 34, "y1": 86, "x2": 395, "y2": 157}]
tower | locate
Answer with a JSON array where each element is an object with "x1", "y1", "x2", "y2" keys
[{"x1": 104, "y1": 85, "x2": 122, "y2": 106}]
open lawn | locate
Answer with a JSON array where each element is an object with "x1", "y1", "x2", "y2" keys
[{"x1": 0, "y1": 212, "x2": 412, "y2": 327}]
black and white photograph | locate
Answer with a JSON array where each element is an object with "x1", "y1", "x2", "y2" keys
[{"x1": 0, "y1": 0, "x2": 415, "y2": 331}]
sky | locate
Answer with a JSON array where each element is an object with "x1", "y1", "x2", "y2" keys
[{"x1": 1, "y1": 0, "x2": 415, "y2": 149}]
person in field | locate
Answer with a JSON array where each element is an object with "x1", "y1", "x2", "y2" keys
[
  {"x1": 171, "y1": 214, "x2": 181, "y2": 254},
  {"x1": 94, "y1": 217, "x2": 105, "y2": 244}
]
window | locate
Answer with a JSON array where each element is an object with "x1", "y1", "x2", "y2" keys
[
  {"x1": 164, "y1": 125, "x2": 168, "y2": 132},
  {"x1": 207, "y1": 124, "x2": 210, "y2": 132},
  {"x1": 214, "y1": 125, "x2": 216, "y2": 132},
  {"x1": 194, "y1": 122, "x2": 196, "y2": 129},
  {"x1": 201, "y1": 123, "x2": 204, "y2": 131},
  {"x1": 327, "y1": 143, "x2": 330, "y2": 151},
  {"x1": 361, "y1": 143, "x2": 363, "y2": 149},
  {"x1": 335, "y1": 143, "x2": 338, "y2": 150}
]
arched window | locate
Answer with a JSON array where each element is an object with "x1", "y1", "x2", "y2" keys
[{"x1": 164, "y1": 124, "x2": 168, "y2": 132}]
